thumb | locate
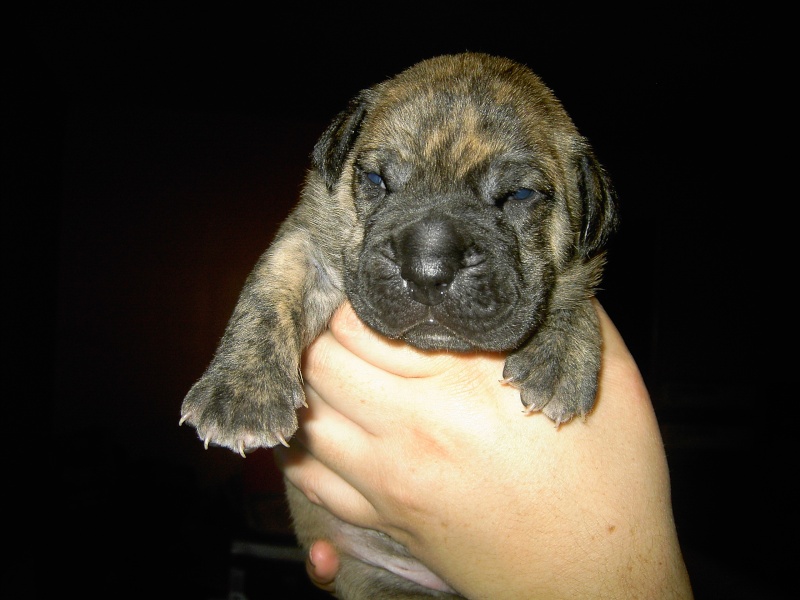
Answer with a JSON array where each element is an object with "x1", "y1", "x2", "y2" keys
[{"x1": 306, "y1": 539, "x2": 339, "y2": 593}]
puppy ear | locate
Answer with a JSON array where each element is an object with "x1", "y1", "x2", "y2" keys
[
  {"x1": 574, "y1": 139, "x2": 619, "y2": 258},
  {"x1": 312, "y1": 89, "x2": 375, "y2": 190}
]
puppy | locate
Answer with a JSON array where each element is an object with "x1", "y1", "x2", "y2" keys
[{"x1": 181, "y1": 52, "x2": 618, "y2": 598}]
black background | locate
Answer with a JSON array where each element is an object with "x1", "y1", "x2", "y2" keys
[{"x1": 9, "y1": 5, "x2": 791, "y2": 599}]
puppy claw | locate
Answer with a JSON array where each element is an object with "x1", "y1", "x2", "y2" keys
[
  {"x1": 178, "y1": 414, "x2": 189, "y2": 426},
  {"x1": 277, "y1": 433, "x2": 290, "y2": 448},
  {"x1": 203, "y1": 434, "x2": 211, "y2": 450},
  {"x1": 237, "y1": 440, "x2": 246, "y2": 458}
]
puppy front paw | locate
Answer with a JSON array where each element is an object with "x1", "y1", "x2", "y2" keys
[
  {"x1": 179, "y1": 358, "x2": 305, "y2": 456},
  {"x1": 503, "y1": 348, "x2": 599, "y2": 425},
  {"x1": 502, "y1": 307, "x2": 601, "y2": 425}
]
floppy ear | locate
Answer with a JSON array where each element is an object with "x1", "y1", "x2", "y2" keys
[
  {"x1": 574, "y1": 139, "x2": 619, "y2": 258},
  {"x1": 311, "y1": 89, "x2": 375, "y2": 191}
]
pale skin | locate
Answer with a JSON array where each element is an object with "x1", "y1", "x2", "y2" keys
[{"x1": 276, "y1": 301, "x2": 694, "y2": 599}]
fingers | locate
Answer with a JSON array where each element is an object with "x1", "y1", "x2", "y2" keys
[
  {"x1": 300, "y1": 327, "x2": 401, "y2": 430},
  {"x1": 302, "y1": 303, "x2": 512, "y2": 428},
  {"x1": 274, "y1": 442, "x2": 381, "y2": 531}
]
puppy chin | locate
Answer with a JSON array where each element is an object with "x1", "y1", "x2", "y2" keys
[{"x1": 399, "y1": 320, "x2": 477, "y2": 352}]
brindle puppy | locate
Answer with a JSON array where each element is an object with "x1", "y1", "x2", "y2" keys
[{"x1": 181, "y1": 53, "x2": 618, "y2": 598}]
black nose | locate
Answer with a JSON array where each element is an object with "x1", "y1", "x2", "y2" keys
[{"x1": 396, "y1": 218, "x2": 466, "y2": 306}]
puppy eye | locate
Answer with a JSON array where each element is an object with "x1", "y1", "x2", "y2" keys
[
  {"x1": 366, "y1": 172, "x2": 386, "y2": 189},
  {"x1": 495, "y1": 187, "x2": 538, "y2": 209},
  {"x1": 510, "y1": 188, "x2": 534, "y2": 201}
]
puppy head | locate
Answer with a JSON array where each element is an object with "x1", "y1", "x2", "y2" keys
[{"x1": 313, "y1": 53, "x2": 618, "y2": 351}]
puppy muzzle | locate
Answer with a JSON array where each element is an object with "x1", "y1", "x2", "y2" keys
[{"x1": 395, "y1": 217, "x2": 467, "y2": 306}]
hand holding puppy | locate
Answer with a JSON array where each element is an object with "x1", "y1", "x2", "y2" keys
[{"x1": 279, "y1": 302, "x2": 694, "y2": 599}]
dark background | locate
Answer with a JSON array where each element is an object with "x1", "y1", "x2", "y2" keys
[{"x1": 9, "y1": 5, "x2": 790, "y2": 599}]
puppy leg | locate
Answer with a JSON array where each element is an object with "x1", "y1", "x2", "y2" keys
[{"x1": 180, "y1": 224, "x2": 344, "y2": 453}]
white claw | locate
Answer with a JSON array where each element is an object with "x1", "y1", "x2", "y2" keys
[
  {"x1": 237, "y1": 440, "x2": 246, "y2": 458},
  {"x1": 203, "y1": 435, "x2": 211, "y2": 449},
  {"x1": 178, "y1": 414, "x2": 188, "y2": 426},
  {"x1": 277, "y1": 433, "x2": 290, "y2": 448}
]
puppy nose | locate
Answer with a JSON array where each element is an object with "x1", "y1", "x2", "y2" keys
[
  {"x1": 401, "y1": 259, "x2": 455, "y2": 305},
  {"x1": 396, "y1": 218, "x2": 465, "y2": 306}
]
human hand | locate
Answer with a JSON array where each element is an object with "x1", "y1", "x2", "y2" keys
[{"x1": 278, "y1": 302, "x2": 693, "y2": 599}]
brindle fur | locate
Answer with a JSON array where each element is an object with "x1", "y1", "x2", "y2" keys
[{"x1": 180, "y1": 53, "x2": 618, "y2": 598}]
